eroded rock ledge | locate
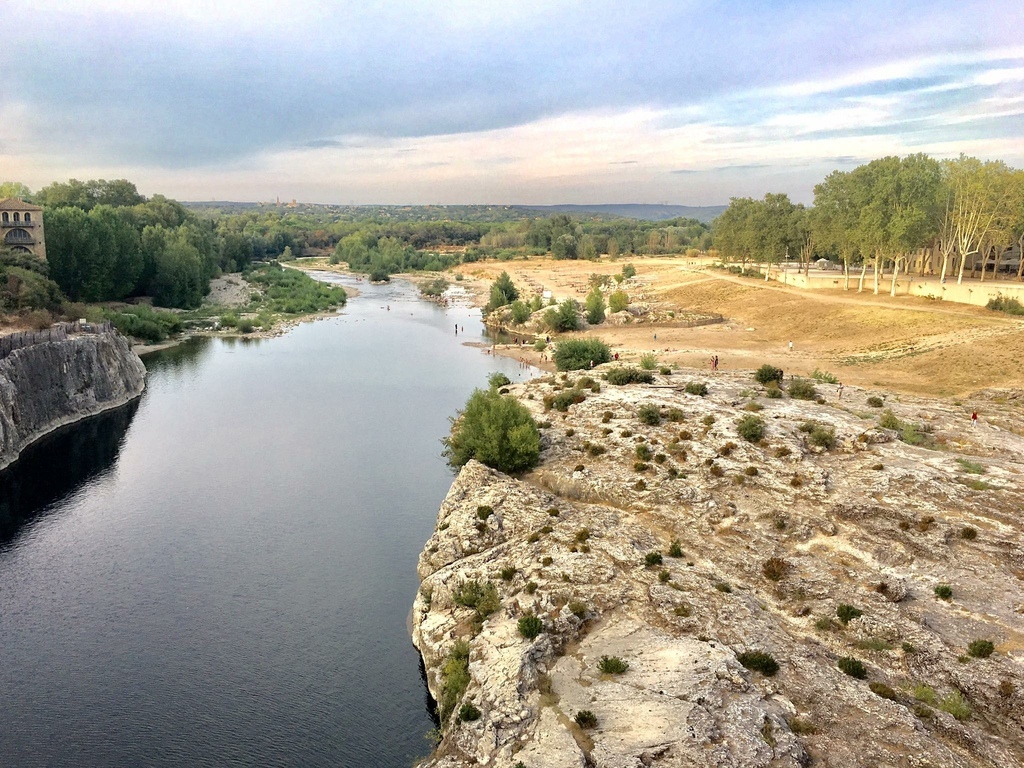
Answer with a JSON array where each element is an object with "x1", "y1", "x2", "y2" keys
[
  {"x1": 414, "y1": 368, "x2": 1024, "y2": 768},
  {"x1": 0, "y1": 330, "x2": 146, "y2": 471}
]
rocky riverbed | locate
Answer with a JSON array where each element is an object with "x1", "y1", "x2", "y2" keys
[{"x1": 413, "y1": 368, "x2": 1024, "y2": 767}]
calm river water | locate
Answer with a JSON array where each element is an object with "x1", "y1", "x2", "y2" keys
[{"x1": 0, "y1": 274, "x2": 538, "y2": 767}]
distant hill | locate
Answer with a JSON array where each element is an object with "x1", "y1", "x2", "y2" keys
[{"x1": 514, "y1": 204, "x2": 727, "y2": 222}]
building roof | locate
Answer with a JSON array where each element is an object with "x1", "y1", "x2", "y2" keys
[{"x1": 0, "y1": 198, "x2": 43, "y2": 211}]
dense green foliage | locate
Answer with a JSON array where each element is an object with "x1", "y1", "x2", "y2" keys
[
  {"x1": 737, "y1": 651, "x2": 779, "y2": 676},
  {"x1": 737, "y1": 414, "x2": 766, "y2": 442},
  {"x1": 445, "y1": 388, "x2": 541, "y2": 474},
  {"x1": 245, "y1": 262, "x2": 346, "y2": 314},
  {"x1": 543, "y1": 299, "x2": 581, "y2": 332},
  {"x1": 440, "y1": 640, "x2": 471, "y2": 723},
  {"x1": 104, "y1": 305, "x2": 183, "y2": 342},
  {"x1": 837, "y1": 657, "x2": 867, "y2": 679},
  {"x1": 585, "y1": 287, "x2": 606, "y2": 324},
  {"x1": 553, "y1": 338, "x2": 611, "y2": 371},
  {"x1": 605, "y1": 367, "x2": 654, "y2": 385},
  {"x1": 754, "y1": 364, "x2": 784, "y2": 385},
  {"x1": 486, "y1": 271, "x2": 519, "y2": 312},
  {"x1": 0, "y1": 250, "x2": 64, "y2": 312}
]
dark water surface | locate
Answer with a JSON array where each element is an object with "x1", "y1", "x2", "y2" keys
[{"x1": 0, "y1": 275, "x2": 537, "y2": 767}]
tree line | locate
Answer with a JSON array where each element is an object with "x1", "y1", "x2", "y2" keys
[{"x1": 712, "y1": 154, "x2": 1024, "y2": 294}]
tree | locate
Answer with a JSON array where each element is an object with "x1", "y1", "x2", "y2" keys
[
  {"x1": 585, "y1": 287, "x2": 606, "y2": 324},
  {"x1": 544, "y1": 298, "x2": 581, "y2": 332},
  {"x1": 812, "y1": 170, "x2": 861, "y2": 289},
  {"x1": 608, "y1": 290, "x2": 629, "y2": 313},
  {"x1": 0, "y1": 181, "x2": 32, "y2": 200},
  {"x1": 486, "y1": 271, "x2": 519, "y2": 311},
  {"x1": 444, "y1": 388, "x2": 541, "y2": 474},
  {"x1": 553, "y1": 338, "x2": 611, "y2": 371}
]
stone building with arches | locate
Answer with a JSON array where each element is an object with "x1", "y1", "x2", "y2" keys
[{"x1": 0, "y1": 198, "x2": 46, "y2": 259}]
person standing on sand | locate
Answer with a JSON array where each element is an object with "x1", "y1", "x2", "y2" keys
[
  {"x1": 714, "y1": 355, "x2": 719, "y2": 371},
  {"x1": 788, "y1": 340, "x2": 793, "y2": 352},
  {"x1": 971, "y1": 411, "x2": 979, "y2": 428},
  {"x1": 837, "y1": 382, "x2": 844, "y2": 400}
]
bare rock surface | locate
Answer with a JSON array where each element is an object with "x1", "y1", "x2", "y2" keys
[
  {"x1": 0, "y1": 330, "x2": 146, "y2": 470},
  {"x1": 413, "y1": 367, "x2": 1024, "y2": 768}
]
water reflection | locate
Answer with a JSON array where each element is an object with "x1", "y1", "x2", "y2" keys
[{"x1": 0, "y1": 399, "x2": 139, "y2": 548}]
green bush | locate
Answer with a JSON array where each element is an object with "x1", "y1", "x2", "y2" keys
[
  {"x1": 543, "y1": 299, "x2": 581, "y2": 332},
  {"x1": 635, "y1": 443, "x2": 652, "y2": 460},
  {"x1": 736, "y1": 414, "x2": 765, "y2": 443},
  {"x1": 585, "y1": 287, "x2": 606, "y2": 324},
  {"x1": 488, "y1": 373, "x2": 511, "y2": 391},
  {"x1": 608, "y1": 290, "x2": 629, "y2": 313},
  {"x1": 440, "y1": 640, "x2": 472, "y2": 721},
  {"x1": 869, "y1": 682, "x2": 898, "y2": 700},
  {"x1": 808, "y1": 425, "x2": 836, "y2": 449},
  {"x1": 811, "y1": 368, "x2": 838, "y2": 384},
  {"x1": 967, "y1": 639, "x2": 994, "y2": 659},
  {"x1": 548, "y1": 389, "x2": 586, "y2": 412},
  {"x1": 668, "y1": 539, "x2": 683, "y2": 557},
  {"x1": 637, "y1": 404, "x2": 661, "y2": 425},
  {"x1": 684, "y1": 381, "x2": 708, "y2": 396},
  {"x1": 879, "y1": 409, "x2": 901, "y2": 430},
  {"x1": 605, "y1": 367, "x2": 654, "y2": 385},
  {"x1": 445, "y1": 388, "x2": 541, "y2": 474},
  {"x1": 939, "y1": 691, "x2": 971, "y2": 720},
  {"x1": 765, "y1": 382, "x2": 783, "y2": 398},
  {"x1": 452, "y1": 581, "x2": 500, "y2": 623},
  {"x1": 837, "y1": 656, "x2": 867, "y2": 679},
  {"x1": 574, "y1": 710, "x2": 598, "y2": 729},
  {"x1": 788, "y1": 378, "x2": 817, "y2": 400},
  {"x1": 866, "y1": 396, "x2": 884, "y2": 408},
  {"x1": 754, "y1": 364, "x2": 784, "y2": 385},
  {"x1": 960, "y1": 526, "x2": 977, "y2": 540},
  {"x1": 458, "y1": 702, "x2": 481, "y2": 722},
  {"x1": 639, "y1": 353, "x2": 658, "y2": 370},
  {"x1": 500, "y1": 566, "x2": 516, "y2": 581},
  {"x1": 645, "y1": 552, "x2": 663, "y2": 567},
  {"x1": 836, "y1": 604, "x2": 863, "y2": 624},
  {"x1": 987, "y1": 294, "x2": 1024, "y2": 315},
  {"x1": 486, "y1": 271, "x2": 519, "y2": 311},
  {"x1": 934, "y1": 584, "x2": 953, "y2": 600},
  {"x1": 598, "y1": 655, "x2": 629, "y2": 674},
  {"x1": 509, "y1": 300, "x2": 531, "y2": 324},
  {"x1": 553, "y1": 338, "x2": 612, "y2": 371},
  {"x1": 104, "y1": 304, "x2": 184, "y2": 343},
  {"x1": 737, "y1": 651, "x2": 779, "y2": 677},
  {"x1": 518, "y1": 614, "x2": 543, "y2": 639}
]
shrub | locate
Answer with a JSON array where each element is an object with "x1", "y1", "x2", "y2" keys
[
  {"x1": 453, "y1": 581, "x2": 500, "y2": 624},
  {"x1": 608, "y1": 290, "x2": 629, "y2": 313},
  {"x1": 714, "y1": 581, "x2": 732, "y2": 593},
  {"x1": 737, "y1": 414, "x2": 765, "y2": 443},
  {"x1": 509, "y1": 300, "x2": 531, "y2": 324},
  {"x1": 525, "y1": 581, "x2": 538, "y2": 594},
  {"x1": 956, "y1": 458, "x2": 985, "y2": 474},
  {"x1": 709, "y1": 463, "x2": 724, "y2": 477},
  {"x1": 764, "y1": 382, "x2": 783, "y2": 398},
  {"x1": 961, "y1": 526, "x2": 977, "y2": 540},
  {"x1": 517, "y1": 614, "x2": 543, "y2": 639},
  {"x1": 635, "y1": 443, "x2": 652, "y2": 460},
  {"x1": 811, "y1": 368, "x2": 839, "y2": 384},
  {"x1": 488, "y1": 372, "x2": 512, "y2": 389},
  {"x1": 633, "y1": 461, "x2": 650, "y2": 472},
  {"x1": 836, "y1": 604, "x2": 863, "y2": 624},
  {"x1": 666, "y1": 408, "x2": 685, "y2": 422},
  {"x1": 658, "y1": 569, "x2": 671, "y2": 582},
  {"x1": 553, "y1": 338, "x2": 612, "y2": 371},
  {"x1": 987, "y1": 294, "x2": 1024, "y2": 315},
  {"x1": 668, "y1": 539, "x2": 683, "y2": 557},
  {"x1": 637, "y1": 404, "x2": 661, "y2": 425},
  {"x1": 500, "y1": 566, "x2": 517, "y2": 581},
  {"x1": 879, "y1": 409, "x2": 901, "y2": 430},
  {"x1": 548, "y1": 388, "x2": 586, "y2": 412},
  {"x1": 718, "y1": 441, "x2": 737, "y2": 456},
  {"x1": 544, "y1": 299, "x2": 582, "y2": 332},
  {"x1": 762, "y1": 557, "x2": 788, "y2": 581},
  {"x1": 633, "y1": 479, "x2": 647, "y2": 491},
  {"x1": 605, "y1": 366, "x2": 654, "y2": 385},
  {"x1": 967, "y1": 639, "x2": 994, "y2": 659},
  {"x1": 439, "y1": 640, "x2": 472, "y2": 721},
  {"x1": 458, "y1": 702, "x2": 481, "y2": 722},
  {"x1": 585, "y1": 442, "x2": 606, "y2": 456},
  {"x1": 568, "y1": 600, "x2": 587, "y2": 619},
  {"x1": 744, "y1": 466, "x2": 758, "y2": 476},
  {"x1": 788, "y1": 378, "x2": 817, "y2": 400},
  {"x1": 574, "y1": 710, "x2": 598, "y2": 729},
  {"x1": 737, "y1": 651, "x2": 779, "y2": 677},
  {"x1": 837, "y1": 657, "x2": 867, "y2": 679},
  {"x1": 621, "y1": 264, "x2": 636, "y2": 279},
  {"x1": 934, "y1": 584, "x2": 953, "y2": 600},
  {"x1": 684, "y1": 381, "x2": 708, "y2": 396},
  {"x1": 445, "y1": 388, "x2": 541, "y2": 474},
  {"x1": 744, "y1": 401, "x2": 763, "y2": 412},
  {"x1": 575, "y1": 528, "x2": 590, "y2": 542},
  {"x1": 645, "y1": 552, "x2": 664, "y2": 567},
  {"x1": 866, "y1": 396, "x2": 884, "y2": 408},
  {"x1": 939, "y1": 691, "x2": 971, "y2": 720},
  {"x1": 486, "y1": 271, "x2": 518, "y2": 311},
  {"x1": 660, "y1": 366, "x2": 672, "y2": 376},
  {"x1": 755, "y1": 364, "x2": 784, "y2": 385},
  {"x1": 598, "y1": 655, "x2": 629, "y2": 674},
  {"x1": 869, "y1": 682, "x2": 898, "y2": 700},
  {"x1": 808, "y1": 425, "x2": 836, "y2": 449},
  {"x1": 639, "y1": 352, "x2": 658, "y2": 370}
]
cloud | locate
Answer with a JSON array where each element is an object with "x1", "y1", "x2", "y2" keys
[{"x1": 2, "y1": 1, "x2": 1023, "y2": 203}]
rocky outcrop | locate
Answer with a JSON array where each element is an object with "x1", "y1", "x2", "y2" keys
[
  {"x1": 0, "y1": 330, "x2": 146, "y2": 471},
  {"x1": 413, "y1": 369, "x2": 1024, "y2": 767}
]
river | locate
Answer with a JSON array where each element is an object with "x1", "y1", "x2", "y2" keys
[{"x1": 0, "y1": 274, "x2": 539, "y2": 767}]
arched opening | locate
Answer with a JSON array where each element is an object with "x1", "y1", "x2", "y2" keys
[
  {"x1": 12, "y1": 212, "x2": 19, "y2": 222},
  {"x1": 24, "y1": 212, "x2": 31, "y2": 223},
  {"x1": 1, "y1": 212, "x2": 8, "y2": 223},
  {"x1": 4, "y1": 228, "x2": 33, "y2": 244},
  {"x1": 10, "y1": 245, "x2": 31, "y2": 253}
]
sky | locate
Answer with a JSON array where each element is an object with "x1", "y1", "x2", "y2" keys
[{"x1": 2, "y1": 0, "x2": 1023, "y2": 205}]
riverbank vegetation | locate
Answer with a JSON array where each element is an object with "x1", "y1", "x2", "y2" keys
[{"x1": 445, "y1": 388, "x2": 541, "y2": 474}]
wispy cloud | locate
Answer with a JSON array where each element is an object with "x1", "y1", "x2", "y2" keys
[{"x1": 2, "y1": 1, "x2": 1022, "y2": 203}]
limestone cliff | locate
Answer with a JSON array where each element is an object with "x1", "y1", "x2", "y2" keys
[
  {"x1": 0, "y1": 330, "x2": 146, "y2": 471},
  {"x1": 413, "y1": 368, "x2": 1024, "y2": 768}
]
